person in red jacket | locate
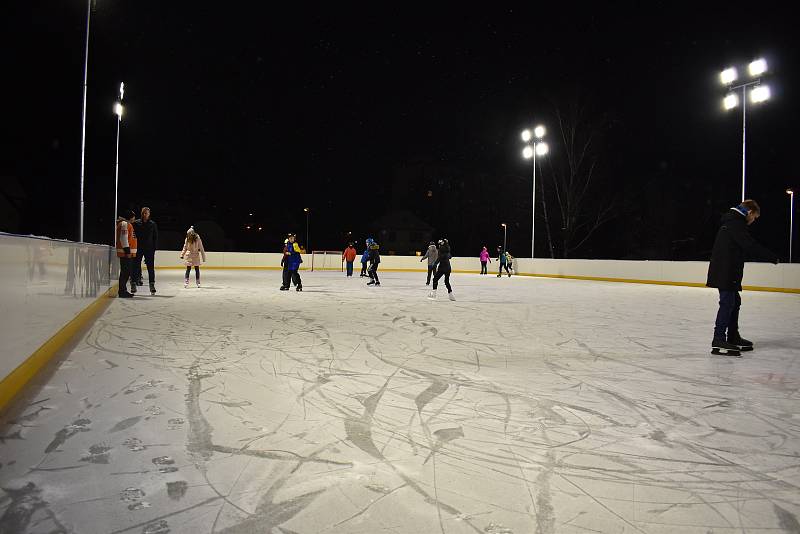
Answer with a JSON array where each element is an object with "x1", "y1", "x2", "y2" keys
[
  {"x1": 115, "y1": 210, "x2": 137, "y2": 298},
  {"x1": 342, "y1": 243, "x2": 357, "y2": 277}
]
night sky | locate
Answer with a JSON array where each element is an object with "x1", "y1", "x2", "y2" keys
[{"x1": 3, "y1": 3, "x2": 797, "y2": 260}]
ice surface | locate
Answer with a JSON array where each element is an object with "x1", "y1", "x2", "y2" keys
[{"x1": 1, "y1": 269, "x2": 799, "y2": 533}]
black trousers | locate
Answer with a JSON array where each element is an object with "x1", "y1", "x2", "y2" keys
[
  {"x1": 480, "y1": 261, "x2": 488, "y2": 274},
  {"x1": 283, "y1": 268, "x2": 302, "y2": 288},
  {"x1": 426, "y1": 265, "x2": 436, "y2": 284},
  {"x1": 118, "y1": 256, "x2": 131, "y2": 294},
  {"x1": 714, "y1": 290, "x2": 741, "y2": 339},
  {"x1": 133, "y1": 249, "x2": 156, "y2": 285},
  {"x1": 433, "y1": 269, "x2": 452, "y2": 292},
  {"x1": 185, "y1": 266, "x2": 200, "y2": 280},
  {"x1": 368, "y1": 263, "x2": 380, "y2": 283},
  {"x1": 498, "y1": 263, "x2": 510, "y2": 275}
]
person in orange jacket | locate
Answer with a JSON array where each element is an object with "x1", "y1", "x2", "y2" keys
[
  {"x1": 342, "y1": 242, "x2": 358, "y2": 277},
  {"x1": 116, "y1": 210, "x2": 138, "y2": 298}
]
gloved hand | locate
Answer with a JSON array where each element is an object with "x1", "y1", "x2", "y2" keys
[{"x1": 123, "y1": 247, "x2": 130, "y2": 255}]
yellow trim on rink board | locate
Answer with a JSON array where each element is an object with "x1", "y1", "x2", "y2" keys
[
  {"x1": 157, "y1": 266, "x2": 799, "y2": 293},
  {"x1": 0, "y1": 286, "x2": 116, "y2": 413}
]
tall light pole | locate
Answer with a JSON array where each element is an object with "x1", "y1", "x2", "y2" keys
[
  {"x1": 113, "y1": 83, "x2": 124, "y2": 245},
  {"x1": 304, "y1": 208, "x2": 310, "y2": 252},
  {"x1": 788, "y1": 188, "x2": 795, "y2": 263},
  {"x1": 79, "y1": 0, "x2": 94, "y2": 242},
  {"x1": 720, "y1": 58, "x2": 771, "y2": 201},
  {"x1": 521, "y1": 126, "x2": 549, "y2": 258},
  {"x1": 501, "y1": 223, "x2": 507, "y2": 253}
]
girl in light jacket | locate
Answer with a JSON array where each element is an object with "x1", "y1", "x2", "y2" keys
[{"x1": 180, "y1": 226, "x2": 206, "y2": 288}]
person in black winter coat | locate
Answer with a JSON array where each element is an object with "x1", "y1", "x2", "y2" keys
[
  {"x1": 132, "y1": 207, "x2": 159, "y2": 294},
  {"x1": 706, "y1": 200, "x2": 778, "y2": 352},
  {"x1": 429, "y1": 239, "x2": 455, "y2": 300},
  {"x1": 366, "y1": 238, "x2": 381, "y2": 286}
]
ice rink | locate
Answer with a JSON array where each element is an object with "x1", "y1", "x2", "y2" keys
[{"x1": 1, "y1": 269, "x2": 799, "y2": 534}]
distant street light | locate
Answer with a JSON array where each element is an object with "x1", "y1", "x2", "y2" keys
[
  {"x1": 113, "y1": 82, "x2": 124, "y2": 245},
  {"x1": 501, "y1": 223, "x2": 507, "y2": 253},
  {"x1": 719, "y1": 58, "x2": 771, "y2": 201},
  {"x1": 304, "y1": 208, "x2": 310, "y2": 252},
  {"x1": 788, "y1": 188, "x2": 795, "y2": 263},
  {"x1": 521, "y1": 125, "x2": 549, "y2": 258}
]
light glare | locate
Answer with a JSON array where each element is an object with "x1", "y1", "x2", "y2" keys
[
  {"x1": 521, "y1": 129, "x2": 532, "y2": 142},
  {"x1": 723, "y1": 93, "x2": 739, "y2": 110},
  {"x1": 534, "y1": 125, "x2": 545, "y2": 138},
  {"x1": 522, "y1": 146, "x2": 534, "y2": 159},
  {"x1": 720, "y1": 67, "x2": 738, "y2": 85},
  {"x1": 114, "y1": 102, "x2": 123, "y2": 118},
  {"x1": 748, "y1": 58, "x2": 767, "y2": 77},
  {"x1": 536, "y1": 142, "x2": 549, "y2": 156},
  {"x1": 750, "y1": 85, "x2": 771, "y2": 103}
]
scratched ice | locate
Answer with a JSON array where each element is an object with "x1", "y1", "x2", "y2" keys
[{"x1": 1, "y1": 270, "x2": 799, "y2": 533}]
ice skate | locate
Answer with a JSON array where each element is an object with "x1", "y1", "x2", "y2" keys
[
  {"x1": 118, "y1": 291, "x2": 134, "y2": 299},
  {"x1": 727, "y1": 333, "x2": 754, "y2": 351},
  {"x1": 711, "y1": 338, "x2": 741, "y2": 357},
  {"x1": 279, "y1": 286, "x2": 289, "y2": 290},
  {"x1": 427, "y1": 289, "x2": 436, "y2": 300},
  {"x1": 130, "y1": 283, "x2": 137, "y2": 293},
  {"x1": 367, "y1": 280, "x2": 376, "y2": 286},
  {"x1": 184, "y1": 278, "x2": 189, "y2": 288},
  {"x1": 196, "y1": 280, "x2": 201, "y2": 288},
  {"x1": 150, "y1": 284, "x2": 156, "y2": 295},
  {"x1": 448, "y1": 292, "x2": 455, "y2": 301},
  {"x1": 296, "y1": 285, "x2": 303, "y2": 291}
]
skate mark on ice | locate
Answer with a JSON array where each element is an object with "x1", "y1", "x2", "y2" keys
[
  {"x1": 44, "y1": 418, "x2": 91, "y2": 453},
  {"x1": 774, "y1": 504, "x2": 800, "y2": 533},
  {"x1": 109, "y1": 416, "x2": 142, "y2": 433}
]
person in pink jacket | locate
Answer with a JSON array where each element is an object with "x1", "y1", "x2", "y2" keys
[
  {"x1": 479, "y1": 246, "x2": 492, "y2": 275},
  {"x1": 180, "y1": 226, "x2": 206, "y2": 288}
]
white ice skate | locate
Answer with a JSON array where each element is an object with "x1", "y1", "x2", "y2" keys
[
  {"x1": 184, "y1": 278, "x2": 189, "y2": 288},
  {"x1": 196, "y1": 280, "x2": 201, "y2": 288},
  {"x1": 427, "y1": 290, "x2": 436, "y2": 300},
  {"x1": 448, "y1": 292, "x2": 455, "y2": 301}
]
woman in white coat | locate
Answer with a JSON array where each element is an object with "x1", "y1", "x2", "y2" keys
[{"x1": 180, "y1": 226, "x2": 206, "y2": 288}]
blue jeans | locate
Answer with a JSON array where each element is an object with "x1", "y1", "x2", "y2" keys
[
  {"x1": 714, "y1": 290, "x2": 741, "y2": 339},
  {"x1": 346, "y1": 261, "x2": 354, "y2": 276}
]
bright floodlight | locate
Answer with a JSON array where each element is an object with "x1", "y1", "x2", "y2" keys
[
  {"x1": 119, "y1": 82, "x2": 125, "y2": 101},
  {"x1": 723, "y1": 93, "x2": 739, "y2": 110},
  {"x1": 534, "y1": 125, "x2": 545, "y2": 138},
  {"x1": 788, "y1": 188, "x2": 795, "y2": 195},
  {"x1": 536, "y1": 142, "x2": 549, "y2": 156},
  {"x1": 114, "y1": 102, "x2": 124, "y2": 118},
  {"x1": 720, "y1": 67, "x2": 738, "y2": 85},
  {"x1": 750, "y1": 85, "x2": 771, "y2": 103},
  {"x1": 521, "y1": 129, "x2": 532, "y2": 142},
  {"x1": 522, "y1": 146, "x2": 534, "y2": 159},
  {"x1": 748, "y1": 58, "x2": 767, "y2": 77}
]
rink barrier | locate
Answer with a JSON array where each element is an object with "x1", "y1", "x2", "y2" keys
[{"x1": 0, "y1": 285, "x2": 116, "y2": 413}]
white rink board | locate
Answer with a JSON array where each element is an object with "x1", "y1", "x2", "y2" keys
[{"x1": 1, "y1": 269, "x2": 799, "y2": 534}]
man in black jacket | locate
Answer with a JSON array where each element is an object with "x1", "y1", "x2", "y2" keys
[
  {"x1": 133, "y1": 207, "x2": 159, "y2": 295},
  {"x1": 706, "y1": 200, "x2": 778, "y2": 354}
]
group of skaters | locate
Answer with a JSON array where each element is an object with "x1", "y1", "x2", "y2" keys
[
  {"x1": 116, "y1": 199, "x2": 779, "y2": 357},
  {"x1": 115, "y1": 208, "x2": 205, "y2": 298}
]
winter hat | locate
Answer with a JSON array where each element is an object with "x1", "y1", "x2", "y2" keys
[{"x1": 121, "y1": 209, "x2": 136, "y2": 220}]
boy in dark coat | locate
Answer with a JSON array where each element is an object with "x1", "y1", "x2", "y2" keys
[{"x1": 706, "y1": 200, "x2": 778, "y2": 354}]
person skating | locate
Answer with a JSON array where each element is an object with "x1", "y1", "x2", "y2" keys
[
  {"x1": 506, "y1": 251, "x2": 514, "y2": 275},
  {"x1": 280, "y1": 233, "x2": 303, "y2": 291},
  {"x1": 342, "y1": 243, "x2": 357, "y2": 277},
  {"x1": 706, "y1": 200, "x2": 779, "y2": 356},
  {"x1": 115, "y1": 210, "x2": 137, "y2": 298},
  {"x1": 420, "y1": 241, "x2": 438, "y2": 285},
  {"x1": 366, "y1": 238, "x2": 381, "y2": 286},
  {"x1": 497, "y1": 247, "x2": 511, "y2": 277},
  {"x1": 133, "y1": 207, "x2": 159, "y2": 294},
  {"x1": 479, "y1": 246, "x2": 491, "y2": 275},
  {"x1": 180, "y1": 226, "x2": 206, "y2": 288},
  {"x1": 360, "y1": 246, "x2": 369, "y2": 277},
  {"x1": 429, "y1": 239, "x2": 455, "y2": 300}
]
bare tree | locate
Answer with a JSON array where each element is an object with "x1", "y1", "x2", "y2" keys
[{"x1": 543, "y1": 103, "x2": 616, "y2": 258}]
